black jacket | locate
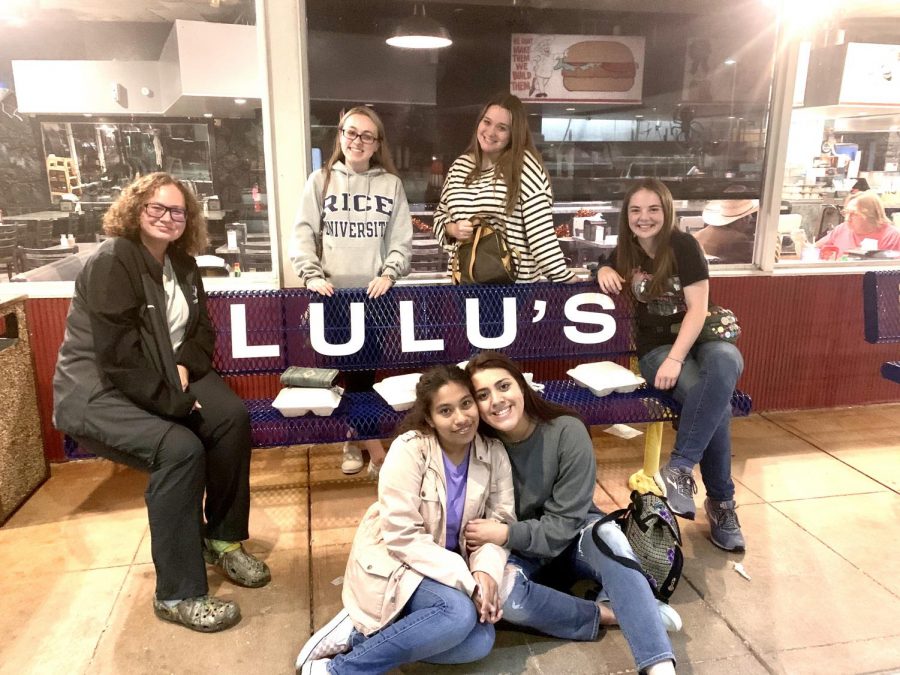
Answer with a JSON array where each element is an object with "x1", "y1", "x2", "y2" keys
[{"x1": 53, "y1": 237, "x2": 215, "y2": 436}]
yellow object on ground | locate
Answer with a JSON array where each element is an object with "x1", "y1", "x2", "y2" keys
[{"x1": 628, "y1": 421, "x2": 665, "y2": 496}]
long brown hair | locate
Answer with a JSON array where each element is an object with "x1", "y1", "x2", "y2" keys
[
  {"x1": 322, "y1": 106, "x2": 399, "y2": 195},
  {"x1": 615, "y1": 178, "x2": 677, "y2": 299},
  {"x1": 394, "y1": 365, "x2": 474, "y2": 437},
  {"x1": 464, "y1": 93, "x2": 546, "y2": 215},
  {"x1": 465, "y1": 351, "x2": 583, "y2": 438},
  {"x1": 102, "y1": 172, "x2": 207, "y2": 255}
]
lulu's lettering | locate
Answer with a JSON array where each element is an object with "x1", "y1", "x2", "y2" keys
[
  {"x1": 466, "y1": 297, "x2": 517, "y2": 349},
  {"x1": 400, "y1": 301, "x2": 444, "y2": 352},
  {"x1": 309, "y1": 302, "x2": 366, "y2": 356},
  {"x1": 230, "y1": 304, "x2": 280, "y2": 358},
  {"x1": 563, "y1": 293, "x2": 617, "y2": 344}
]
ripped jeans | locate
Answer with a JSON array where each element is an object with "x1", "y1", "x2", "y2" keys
[{"x1": 501, "y1": 517, "x2": 674, "y2": 673}]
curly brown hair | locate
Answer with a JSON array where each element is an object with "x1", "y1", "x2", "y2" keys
[{"x1": 102, "y1": 172, "x2": 208, "y2": 255}]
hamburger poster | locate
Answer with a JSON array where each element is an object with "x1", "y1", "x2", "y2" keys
[{"x1": 511, "y1": 34, "x2": 644, "y2": 103}]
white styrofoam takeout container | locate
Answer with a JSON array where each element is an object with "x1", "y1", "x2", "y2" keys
[
  {"x1": 373, "y1": 373, "x2": 422, "y2": 412},
  {"x1": 567, "y1": 361, "x2": 646, "y2": 397},
  {"x1": 272, "y1": 386, "x2": 342, "y2": 417}
]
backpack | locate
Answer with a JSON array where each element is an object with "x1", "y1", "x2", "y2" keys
[
  {"x1": 451, "y1": 215, "x2": 519, "y2": 285},
  {"x1": 591, "y1": 490, "x2": 683, "y2": 603}
]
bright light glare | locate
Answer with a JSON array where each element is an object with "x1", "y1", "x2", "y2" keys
[{"x1": 385, "y1": 35, "x2": 452, "y2": 49}]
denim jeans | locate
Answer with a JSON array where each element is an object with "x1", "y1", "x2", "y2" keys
[
  {"x1": 328, "y1": 577, "x2": 494, "y2": 674},
  {"x1": 501, "y1": 518, "x2": 674, "y2": 672},
  {"x1": 640, "y1": 340, "x2": 744, "y2": 501}
]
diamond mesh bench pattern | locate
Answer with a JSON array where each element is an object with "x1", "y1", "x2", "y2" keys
[
  {"x1": 863, "y1": 271, "x2": 900, "y2": 384},
  {"x1": 65, "y1": 282, "x2": 753, "y2": 457}
]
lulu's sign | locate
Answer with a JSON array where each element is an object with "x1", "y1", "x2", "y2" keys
[{"x1": 207, "y1": 285, "x2": 636, "y2": 374}]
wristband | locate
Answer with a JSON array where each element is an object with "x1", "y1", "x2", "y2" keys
[{"x1": 666, "y1": 355, "x2": 684, "y2": 365}]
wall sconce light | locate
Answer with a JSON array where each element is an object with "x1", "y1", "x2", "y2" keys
[{"x1": 386, "y1": 4, "x2": 452, "y2": 50}]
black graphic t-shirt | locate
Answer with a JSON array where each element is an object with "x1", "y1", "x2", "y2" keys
[{"x1": 632, "y1": 231, "x2": 709, "y2": 356}]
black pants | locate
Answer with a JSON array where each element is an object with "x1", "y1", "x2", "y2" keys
[{"x1": 75, "y1": 371, "x2": 252, "y2": 600}]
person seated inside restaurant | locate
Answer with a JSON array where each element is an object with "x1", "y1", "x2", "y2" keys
[
  {"x1": 692, "y1": 199, "x2": 758, "y2": 264},
  {"x1": 52, "y1": 172, "x2": 270, "y2": 633},
  {"x1": 815, "y1": 190, "x2": 900, "y2": 256}
]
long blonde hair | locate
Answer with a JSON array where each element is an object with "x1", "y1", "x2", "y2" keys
[
  {"x1": 321, "y1": 106, "x2": 399, "y2": 195},
  {"x1": 465, "y1": 93, "x2": 546, "y2": 215}
]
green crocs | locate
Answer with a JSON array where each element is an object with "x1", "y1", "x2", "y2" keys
[
  {"x1": 203, "y1": 542, "x2": 272, "y2": 588},
  {"x1": 153, "y1": 595, "x2": 241, "y2": 633}
]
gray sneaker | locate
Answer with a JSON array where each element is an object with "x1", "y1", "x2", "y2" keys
[
  {"x1": 660, "y1": 464, "x2": 698, "y2": 520},
  {"x1": 705, "y1": 498, "x2": 746, "y2": 552}
]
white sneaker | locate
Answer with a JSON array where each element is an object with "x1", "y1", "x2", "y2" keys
[
  {"x1": 299, "y1": 658, "x2": 332, "y2": 675},
  {"x1": 341, "y1": 443, "x2": 364, "y2": 474},
  {"x1": 366, "y1": 461, "x2": 381, "y2": 480},
  {"x1": 295, "y1": 609, "x2": 353, "y2": 671},
  {"x1": 656, "y1": 600, "x2": 682, "y2": 633}
]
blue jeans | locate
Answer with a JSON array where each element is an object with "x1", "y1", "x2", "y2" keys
[
  {"x1": 328, "y1": 577, "x2": 494, "y2": 674},
  {"x1": 640, "y1": 340, "x2": 744, "y2": 501},
  {"x1": 502, "y1": 518, "x2": 674, "y2": 672}
]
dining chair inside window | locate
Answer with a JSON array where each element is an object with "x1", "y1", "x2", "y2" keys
[
  {"x1": 18, "y1": 246, "x2": 78, "y2": 272},
  {"x1": 240, "y1": 234, "x2": 272, "y2": 272},
  {"x1": 0, "y1": 235, "x2": 17, "y2": 280}
]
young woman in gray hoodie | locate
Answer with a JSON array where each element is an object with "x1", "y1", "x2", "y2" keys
[{"x1": 291, "y1": 106, "x2": 412, "y2": 475}]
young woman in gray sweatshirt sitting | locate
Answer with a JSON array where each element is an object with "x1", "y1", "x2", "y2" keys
[
  {"x1": 464, "y1": 351, "x2": 680, "y2": 675},
  {"x1": 290, "y1": 106, "x2": 412, "y2": 476}
]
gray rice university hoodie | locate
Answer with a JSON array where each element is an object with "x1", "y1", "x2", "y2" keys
[{"x1": 291, "y1": 161, "x2": 412, "y2": 289}]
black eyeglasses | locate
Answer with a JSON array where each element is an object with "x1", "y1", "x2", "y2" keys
[
  {"x1": 144, "y1": 202, "x2": 187, "y2": 222},
  {"x1": 340, "y1": 128, "x2": 379, "y2": 145}
]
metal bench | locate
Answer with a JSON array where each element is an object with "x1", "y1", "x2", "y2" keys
[
  {"x1": 863, "y1": 270, "x2": 900, "y2": 384},
  {"x1": 65, "y1": 282, "x2": 752, "y2": 458}
]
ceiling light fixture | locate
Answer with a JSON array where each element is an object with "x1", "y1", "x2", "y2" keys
[
  {"x1": 386, "y1": 3, "x2": 452, "y2": 50},
  {"x1": 203, "y1": 113, "x2": 214, "y2": 118},
  {"x1": 234, "y1": 98, "x2": 247, "y2": 105}
]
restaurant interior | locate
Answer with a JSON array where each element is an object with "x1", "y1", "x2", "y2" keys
[
  {"x1": 1, "y1": 2, "x2": 900, "y2": 674},
  {"x1": 1, "y1": 0, "x2": 899, "y2": 287}
]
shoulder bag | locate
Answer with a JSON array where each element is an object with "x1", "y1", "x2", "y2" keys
[
  {"x1": 672, "y1": 305, "x2": 741, "y2": 344},
  {"x1": 451, "y1": 215, "x2": 519, "y2": 285}
]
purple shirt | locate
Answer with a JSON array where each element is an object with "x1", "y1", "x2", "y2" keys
[{"x1": 442, "y1": 448, "x2": 471, "y2": 553}]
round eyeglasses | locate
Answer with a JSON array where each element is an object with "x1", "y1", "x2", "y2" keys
[
  {"x1": 340, "y1": 128, "x2": 379, "y2": 145},
  {"x1": 144, "y1": 202, "x2": 187, "y2": 222}
]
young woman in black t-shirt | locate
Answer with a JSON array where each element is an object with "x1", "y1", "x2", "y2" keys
[{"x1": 597, "y1": 178, "x2": 746, "y2": 552}]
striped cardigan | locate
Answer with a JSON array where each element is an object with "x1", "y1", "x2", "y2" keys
[{"x1": 433, "y1": 152, "x2": 574, "y2": 282}]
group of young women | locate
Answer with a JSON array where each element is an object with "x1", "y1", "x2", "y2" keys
[
  {"x1": 50, "y1": 91, "x2": 746, "y2": 672},
  {"x1": 289, "y1": 93, "x2": 577, "y2": 476}
]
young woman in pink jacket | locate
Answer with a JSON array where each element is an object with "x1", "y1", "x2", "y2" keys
[{"x1": 296, "y1": 365, "x2": 516, "y2": 674}]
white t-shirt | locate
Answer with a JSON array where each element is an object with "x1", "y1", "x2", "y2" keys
[{"x1": 162, "y1": 255, "x2": 189, "y2": 351}]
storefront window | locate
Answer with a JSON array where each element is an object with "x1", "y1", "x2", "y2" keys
[
  {"x1": 778, "y1": 16, "x2": 900, "y2": 266},
  {"x1": 305, "y1": 0, "x2": 777, "y2": 271},
  {"x1": 0, "y1": 2, "x2": 274, "y2": 285}
]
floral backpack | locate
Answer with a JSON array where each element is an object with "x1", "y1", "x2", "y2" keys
[{"x1": 591, "y1": 490, "x2": 683, "y2": 603}]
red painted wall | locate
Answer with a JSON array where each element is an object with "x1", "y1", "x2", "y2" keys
[{"x1": 26, "y1": 273, "x2": 900, "y2": 462}]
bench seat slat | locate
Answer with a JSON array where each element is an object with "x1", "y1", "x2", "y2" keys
[{"x1": 242, "y1": 383, "x2": 752, "y2": 448}]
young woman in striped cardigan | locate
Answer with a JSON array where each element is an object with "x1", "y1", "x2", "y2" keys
[{"x1": 433, "y1": 93, "x2": 576, "y2": 283}]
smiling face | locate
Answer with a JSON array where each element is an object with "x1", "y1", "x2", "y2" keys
[
  {"x1": 339, "y1": 113, "x2": 380, "y2": 172},
  {"x1": 426, "y1": 381, "x2": 479, "y2": 453},
  {"x1": 627, "y1": 188, "x2": 665, "y2": 251},
  {"x1": 139, "y1": 183, "x2": 186, "y2": 253},
  {"x1": 477, "y1": 105, "x2": 512, "y2": 162},
  {"x1": 470, "y1": 367, "x2": 532, "y2": 442}
]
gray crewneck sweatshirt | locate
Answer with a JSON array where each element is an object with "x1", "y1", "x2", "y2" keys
[
  {"x1": 504, "y1": 416, "x2": 600, "y2": 560},
  {"x1": 290, "y1": 161, "x2": 412, "y2": 288}
]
